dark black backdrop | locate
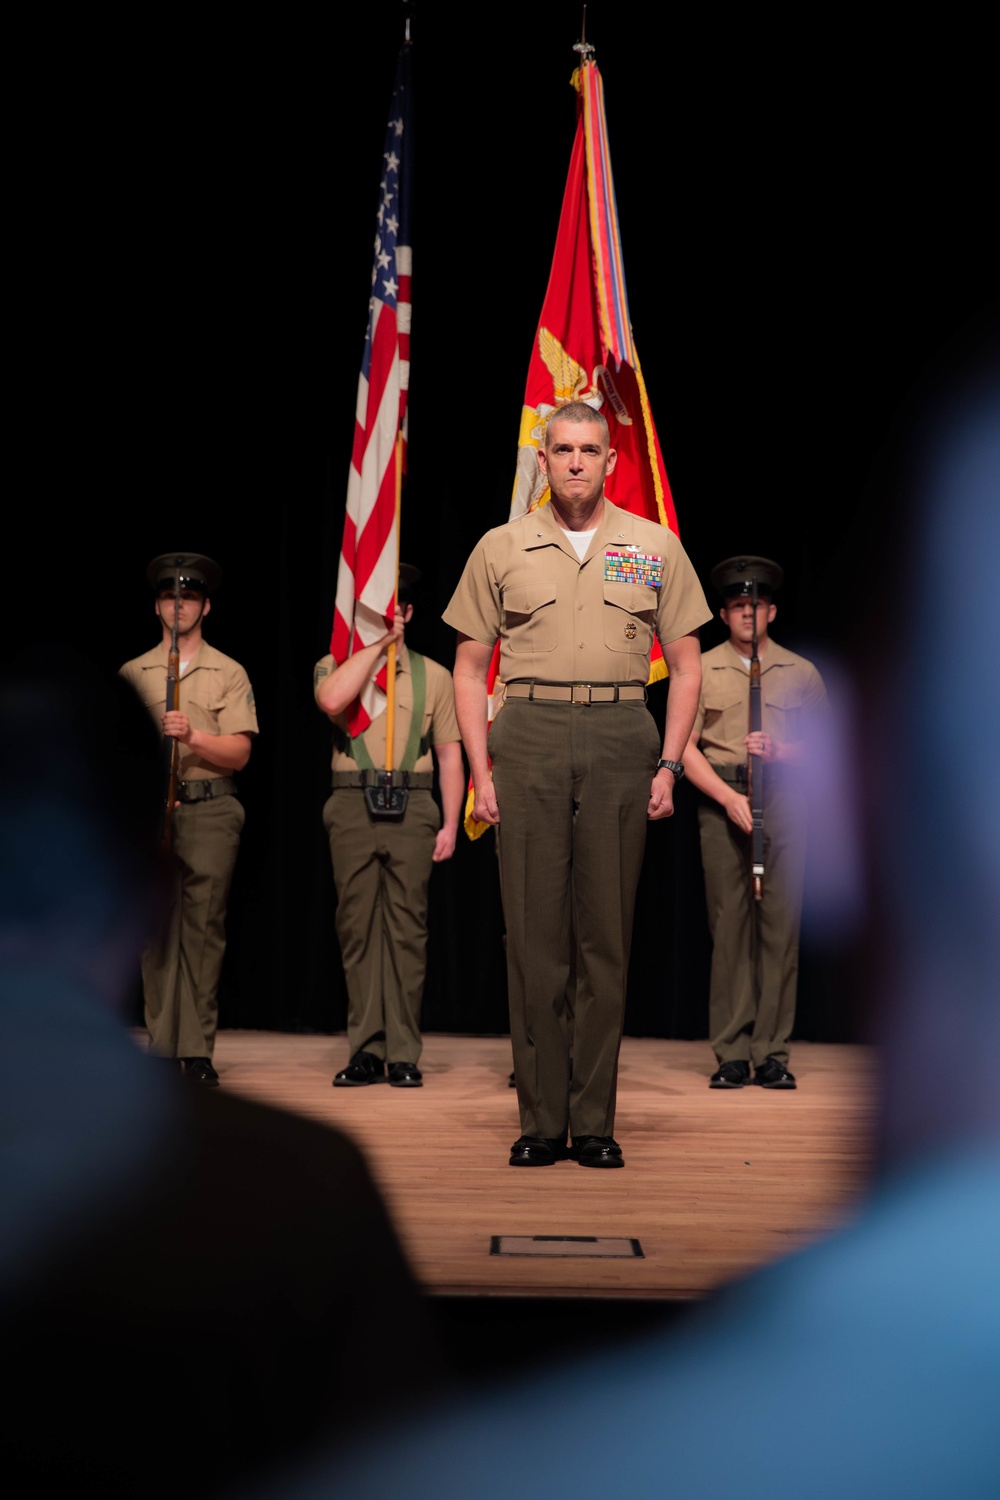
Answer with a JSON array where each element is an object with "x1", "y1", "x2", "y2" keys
[{"x1": 11, "y1": 6, "x2": 992, "y2": 1046}]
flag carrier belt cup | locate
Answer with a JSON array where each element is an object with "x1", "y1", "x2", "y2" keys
[
  {"x1": 503, "y1": 681, "x2": 647, "y2": 705},
  {"x1": 341, "y1": 653, "x2": 428, "y2": 820}
]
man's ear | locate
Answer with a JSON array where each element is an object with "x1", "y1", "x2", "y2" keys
[
  {"x1": 201, "y1": 596, "x2": 212, "y2": 620},
  {"x1": 536, "y1": 445, "x2": 549, "y2": 476},
  {"x1": 403, "y1": 602, "x2": 414, "y2": 624},
  {"x1": 605, "y1": 446, "x2": 618, "y2": 475},
  {"x1": 767, "y1": 602, "x2": 777, "y2": 625}
]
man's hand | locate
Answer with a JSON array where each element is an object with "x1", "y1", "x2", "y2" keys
[
  {"x1": 432, "y1": 826, "x2": 458, "y2": 862},
  {"x1": 162, "y1": 710, "x2": 192, "y2": 743},
  {"x1": 744, "y1": 729, "x2": 780, "y2": 762},
  {"x1": 472, "y1": 777, "x2": 500, "y2": 826},
  {"x1": 647, "y1": 768, "x2": 676, "y2": 820},
  {"x1": 725, "y1": 789, "x2": 753, "y2": 833}
]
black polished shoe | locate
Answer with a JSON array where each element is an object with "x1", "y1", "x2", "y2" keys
[
  {"x1": 508, "y1": 1071, "x2": 516, "y2": 1088},
  {"x1": 182, "y1": 1057, "x2": 219, "y2": 1086},
  {"x1": 333, "y1": 1050, "x2": 386, "y2": 1087},
  {"x1": 710, "y1": 1060, "x2": 751, "y2": 1089},
  {"x1": 753, "y1": 1056, "x2": 797, "y2": 1089},
  {"x1": 509, "y1": 1136, "x2": 566, "y2": 1166},
  {"x1": 571, "y1": 1136, "x2": 624, "y2": 1168},
  {"x1": 388, "y1": 1061, "x2": 423, "y2": 1088}
]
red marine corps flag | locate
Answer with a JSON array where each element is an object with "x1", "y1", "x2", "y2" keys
[
  {"x1": 330, "y1": 43, "x2": 413, "y2": 735},
  {"x1": 465, "y1": 44, "x2": 678, "y2": 836}
]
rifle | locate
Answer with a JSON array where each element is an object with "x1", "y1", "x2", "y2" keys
[
  {"x1": 160, "y1": 573, "x2": 182, "y2": 853},
  {"x1": 747, "y1": 577, "x2": 764, "y2": 900}
]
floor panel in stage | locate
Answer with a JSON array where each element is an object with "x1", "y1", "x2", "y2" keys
[{"x1": 207, "y1": 1032, "x2": 876, "y2": 1300}]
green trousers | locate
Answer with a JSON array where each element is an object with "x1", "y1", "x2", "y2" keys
[
  {"x1": 698, "y1": 777, "x2": 808, "y2": 1067},
  {"x1": 489, "y1": 698, "x2": 659, "y2": 1140},
  {"x1": 143, "y1": 793, "x2": 245, "y2": 1059},
  {"x1": 323, "y1": 789, "x2": 439, "y2": 1064}
]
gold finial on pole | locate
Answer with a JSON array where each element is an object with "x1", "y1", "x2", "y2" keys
[{"x1": 573, "y1": 4, "x2": 595, "y2": 60}]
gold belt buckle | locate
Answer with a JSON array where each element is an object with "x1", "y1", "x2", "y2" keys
[{"x1": 571, "y1": 684, "x2": 592, "y2": 705}]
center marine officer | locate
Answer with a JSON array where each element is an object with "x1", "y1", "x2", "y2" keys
[
  {"x1": 120, "y1": 553, "x2": 258, "y2": 1084},
  {"x1": 446, "y1": 403, "x2": 710, "y2": 1168}
]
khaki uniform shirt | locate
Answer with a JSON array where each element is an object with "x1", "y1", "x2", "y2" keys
[
  {"x1": 694, "y1": 638, "x2": 827, "y2": 767},
  {"x1": 313, "y1": 645, "x2": 460, "y2": 773},
  {"x1": 443, "y1": 498, "x2": 711, "y2": 683},
  {"x1": 120, "y1": 641, "x2": 259, "y2": 780}
]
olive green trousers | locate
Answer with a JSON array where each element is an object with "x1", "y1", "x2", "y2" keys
[
  {"x1": 143, "y1": 793, "x2": 245, "y2": 1059},
  {"x1": 489, "y1": 698, "x2": 659, "y2": 1140}
]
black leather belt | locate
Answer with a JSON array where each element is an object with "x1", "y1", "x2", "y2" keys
[
  {"x1": 177, "y1": 777, "x2": 237, "y2": 802},
  {"x1": 503, "y1": 681, "x2": 646, "y2": 705},
  {"x1": 712, "y1": 763, "x2": 792, "y2": 785},
  {"x1": 332, "y1": 770, "x2": 433, "y2": 790}
]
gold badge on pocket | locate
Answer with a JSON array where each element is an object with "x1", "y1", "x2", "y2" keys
[{"x1": 624, "y1": 621, "x2": 637, "y2": 640}]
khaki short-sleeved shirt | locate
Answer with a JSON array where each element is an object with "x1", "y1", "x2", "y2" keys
[
  {"x1": 443, "y1": 498, "x2": 711, "y2": 683},
  {"x1": 313, "y1": 645, "x2": 460, "y2": 773},
  {"x1": 694, "y1": 639, "x2": 827, "y2": 766},
  {"x1": 120, "y1": 641, "x2": 258, "y2": 781}
]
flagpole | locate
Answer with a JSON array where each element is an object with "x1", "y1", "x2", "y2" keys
[{"x1": 383, "y1": 431, "x2": 403, "y2": 772}]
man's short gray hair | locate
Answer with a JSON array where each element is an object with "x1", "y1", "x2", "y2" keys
[{"x1": 544, "y1": 402, "x2": 610, "y2": 449}]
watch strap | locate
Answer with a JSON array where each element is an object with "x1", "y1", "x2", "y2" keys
[{"x1": 657, "y1": 758, "x2": 685, "y2": 780}]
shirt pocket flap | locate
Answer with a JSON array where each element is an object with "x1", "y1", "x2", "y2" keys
[
  {"x1": 602, "y1": 581, "x2": 656, "y2": 617},
  {"x1": 502, "y1": 585, "x2": 557, "y2": 619},
  {"x1": 702, "y1": 686, "x2": 745, "y2": 715}
]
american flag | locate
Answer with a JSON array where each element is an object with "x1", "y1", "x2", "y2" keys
[{"x1": 330, "y1": 44, "x2": 412, "y2": 735}]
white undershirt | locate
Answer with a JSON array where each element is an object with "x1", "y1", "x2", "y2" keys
[{"x1": 558, "y1": 526, "x2": 597, "y2": 561}]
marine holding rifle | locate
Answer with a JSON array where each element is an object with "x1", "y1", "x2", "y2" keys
[
  {"x1": 682, "y1": 557, "x2": 827, "y2": 1090},
  {"x1": 120, "y1": 553, "x2": 258, "y2": 1084},
  {"x1": 314, "y1": 564, "x2": 464, "y2": 1090}
]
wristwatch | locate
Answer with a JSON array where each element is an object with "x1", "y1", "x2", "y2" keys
[{"x1": 656, "y1": 758, "x2": 685, "y2": 781}]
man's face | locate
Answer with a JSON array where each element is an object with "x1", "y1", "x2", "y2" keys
[
  {"x1": 537, "y1": 417, "x2": 617, "y2": 510},
  {"x1": 156, "y1": 587, "x2": 209, "y2": 636},
  {"x1": 720, "y1": 595, "x2": 776, "y2": 644}
]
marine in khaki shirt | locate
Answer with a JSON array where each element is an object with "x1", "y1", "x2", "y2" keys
[
  {"x1": 120, "y1": 553, "x2": 258, "y2": 1081},
  {"x1": 682, "y1": 556, "x2": 827, "y2": 1090},
  {"x1": 315, "y1": 570, "x2": 464, "y2": 1088},
  {"x1": 446, "y1": 403, "x2": 711, "y2": 1168}
]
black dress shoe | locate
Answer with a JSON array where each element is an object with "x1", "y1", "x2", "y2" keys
[
  {"x1": 509, "y1": 1136, "x2": 566, "y2": 1166},
  {"x1": 388, "y1": 1061, "x2": 423, "y2": 1088},
  {"x1": 182, "y1": 1057, "x2": 219, "y2": 1086},
  {"x1": 333, "y1": 1050, "x2": 386, "y2": 1087},
  {"x1": 753, "y1": 1056, "x2": 797, "y2": 1089},
  {"x1": 709, "y1": 1060, "x2": 751, "y2": 1089},
  {"x1": 508, "y1": 1071, "x2": 516, "y2": 1088},
  {"x1": 570, "y1": 1136, "x2": 624, "y2": 1168}
]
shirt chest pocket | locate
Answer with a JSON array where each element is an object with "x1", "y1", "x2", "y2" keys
[
  {"x1": 701, "y1": 686, "x2": 746, "y2": 737},
  {"x1": 602, "y1": 582, "x2": 655, "y2": 655},
  {"x1": 763, "y1": 684, "x2": 799, "y2": 742},
  {"x1": 184, "y1": 681, "x2": 226, "y2": 725},
  {"x1": 503, "y1": 585, "x2": 558, "y2": 654}
]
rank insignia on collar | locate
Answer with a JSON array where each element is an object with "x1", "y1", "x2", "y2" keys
[
  {"x1": 604, "y1": 549, "x2": 663, "y2": 587},
  {"x1": 624, "y1": 621, "x2": 637, "y2": 639}
]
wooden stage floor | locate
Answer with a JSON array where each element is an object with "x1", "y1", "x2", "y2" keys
[{"x1": 210, "y1": 1032, "x2": 876, "y2": 1301}]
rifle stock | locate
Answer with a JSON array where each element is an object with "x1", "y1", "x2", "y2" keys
[
  {"x1": 748, "y1": 579, "x2": 764, "y2": 900},
  {"x1": 160, "y1": 579, "x2": 181, "y2": 853}
]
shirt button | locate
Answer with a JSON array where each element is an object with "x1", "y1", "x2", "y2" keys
[
  {"x1": 577, "y1": 603, "x2": 583, "y2": 611},
  {"x1": 578, "y1": 642, "x2": 584, "y2": 649}
]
